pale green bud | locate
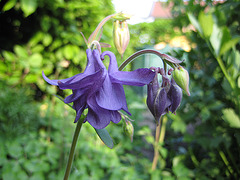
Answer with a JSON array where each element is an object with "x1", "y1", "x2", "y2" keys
[
  {"x1": 113, "y1": 20, "x2": 130, "y2": 57},
  {"x1": 172, "y1": 66, "x2": 190, "y2": 96},
  {"x1": 123, "y1": 120, "x2": 134, "y2": 142}
]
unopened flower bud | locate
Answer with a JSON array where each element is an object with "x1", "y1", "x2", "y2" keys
[
  {"x1": 147, "y1": 71, "x2": 171, "y2": 124},
  {"x1": 168, "y1": 78, "x2": 182, "y2": 113},
  {"x1": 172, "y1": 66, "x2": 190, "y2": 96},
  {"x1": 113, "y1": 20, "x2": 130, "y2": 57},
  {"x1": 123, "y1": 120, "x2": 134, "y2": 142}
]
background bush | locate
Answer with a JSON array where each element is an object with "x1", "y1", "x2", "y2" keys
[{"x1": 0, "y1": 0, "x2": 239, "y2": 179}]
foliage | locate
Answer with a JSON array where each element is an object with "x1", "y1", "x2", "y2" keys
[
  {"x1": 0, "y1": 82, "x2": 40, "y2": 137},
  {"x1": 164, "y1": 0, "x2": 240, "y2": 179},
  {"x1": 129, "y1": 19, "x2": 181, "y2": 48},
  {"x1": 0, "y1": 0, "x2": 114, "y2": 96},
  {"x1": 1, "y1": 0, "x2": 240, "y2": 179},
  {"x1": 0, "y1": 83, "x2": 155, "y2": 179}
]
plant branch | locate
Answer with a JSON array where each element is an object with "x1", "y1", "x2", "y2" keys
[
  {"x1": 63, "y1": 117, "x2": 85, "y2": 180},
  {"x1": 118, "y1": 49, "x2": 183, "y2": 71},
  {"x1": 151, "y1": 116, "x2": 162, "y2": 171},
  {"x1": 159, "y1": 116, "x2": 167, "y2": 144}
]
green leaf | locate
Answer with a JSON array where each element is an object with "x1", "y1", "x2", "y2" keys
[
  {"x1": 14, "y1": 45, "x2": 28, "y2": 58},
  {"x1": 63, "y1": 45, "x2": 79, "y2": 60},
  {"x1": 0, "y1": 145, "x2": 7, "y2": 166},
  {"x1": 3, "y1": 0, "x2": 17, "y2": 11},
  {"x1": 29, "y1": 53, "x2": 42, "y2": 67},
  {"x1": 188, "y1": 13, "x2": 203, "y2": 36},
  {"x1": 2, "y1": 161, "x2": 21, "y2": 180},
  {"x1": 170, "y1": 114, "x2": 186, "y2": 133},
  {"x1": 29, "y1": 32, "x2": 44, "y2": 47},
  {"x1": 29, "y1": 173, "x2": 45, "y2": 180},
  {"x1": 20, "y1": 0, "x2": 38, "y2": 17},
  {"x1": 220, "y1": 37, "x2": 240, "y2": 56},
  {"x1": 210, "y1": 24, "x2": 222, "y2": 56},
  {"x1": 64, "y1": 45, "x2": 74, "y2": 59},
  {"x1": 6, "y1": 141, "x2": 23, "y2": 159},
  {"x1": 25, "y1": 74, "x2": 38, "y2": 83},
  {"x1": 2, "y1": 51, "x2": 16, "y2": 61},
  {"x1": 159, "y1": 146, "x2": 168, "y2": 159},
  {"x1": 31, "y1": 44, "x2": 44, "y2": 53},
  {"x1": 95, "y1": 128, "x2": 114, "y2": 149},
  {"x1": 198, "y1": 11, "x2": 213, "y2": 38},
  {"x1": 238, "y1": 76, "x2": 240, "y2": 88},
  {"x1": 43, "y1": 34, "x2": 53, "y2": 47},
  {"x1": 222, "y1": 108, "x2": 240, "y2": 128}
]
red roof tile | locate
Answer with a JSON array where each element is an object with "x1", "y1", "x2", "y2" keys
[{"x1": 149, "y1": 1, "x2": 173, "y2": 19}]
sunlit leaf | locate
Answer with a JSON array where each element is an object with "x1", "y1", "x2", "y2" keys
[
  {"x1": 2, "y1": 0, "x2": 17, "y2": 11},
  {"x1": 14, "y1": 45, "x2": 28, "y2": 58},
  {"x1": 210, "y1": 24, "x2": 222, "y2": 56},
  {"x1": 188, "y1": 13, "x2": 203, "y2": 36},
  {"x1": 238, "y1": 76, "x2": 240, "y2": 88},
  {"x1": 29, "y1": 53, "x2": 43, "y2": 68},
  {"x1": 25, "y1": 74, "x2": 38, "y2": 83},
  {"x1": 64, "y1": 45, "x2": 79, "y2": 60},
  {"x1": 43, "y1": 34, "x2": 53, "y2": 47},
  {"x1": 198, "y1": 11, "x2": 213, "y2": 38},
  {"x1": 20, "y1": 0, "x2": 38, "y2": 17},
  {"x1": 220, "y1": 37, "x2": 240, "y2": 56},
  {"x1": 222, "y1": 108, "x2": 240, "y2": 128},
  {"x1": 2, "y1": 51, "x2": 16, "y2": 61}
]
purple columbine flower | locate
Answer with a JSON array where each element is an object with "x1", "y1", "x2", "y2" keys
[
  {"x1": 147, "y1": 67, "x2": 182, "y2": 123},
  {"x1": 43, "y1": 49, "x2": 155, "y2": 129}
]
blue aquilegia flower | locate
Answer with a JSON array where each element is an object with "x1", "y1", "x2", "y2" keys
[
  {"x1": 147, "y1": 67, "x2": 182, "y2": 123},
  {"x1": 43, "y1": 49, "x2": 155, "y2": 129}
]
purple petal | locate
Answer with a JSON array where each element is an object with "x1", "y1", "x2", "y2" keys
[
  {"x1": 110, "y1": 68, "x2": 155, "y2": 86},
  {"x1": 58, "y1": 69, "x2": 105, "y2": 90},
  {"x1": 100, "y1": 51, "x2": 119, "y2": 73},
  {"x1": 110, "y1": 111, "x2": 122, "y2": 123},
  {"x1": 42, "y1": 71, "x2": 83, "y2": 86},
  {"x1": 121, "y1": 102, "x2": 131, "y2": 116},
  {"x1": 147, "y1": 84, "x2": 154, "y2": 116},
  {"x1": 42, "y1": 49, "x2": 96, "y2": 86},
  {"x1": 73, "y1": 99, "x2": 87, "y2": 123},
  {"x1": 92, "y1": 49, "x2": 108, "y2": 70},
  {"x1": 86, "y1": 97, "x2": 111, "y2": 129},
  {"x1": 42, "y1": 71, "x2": 59, "y2": 85},
  {"x1": 154, "y1": 88, "x2": 167, "y2": 121},
  {"x1": 168, "y1": 83, "x2": 182, "y2": 113},
  {"x1": 147, "y1": 71, "x2": 160, "y2": 115},
  {"x1": 84, "y1": 49, "x2": 96, "y2": 74},
  {"x1": 64, "y1": 89, "x2": 87, "y2": 104},
  {"x1": 96, "y1": 75, "x2": 126, "y2": 110},
  {"x1": 87, "y1": 108, "x2": 111, "y2": 129}
]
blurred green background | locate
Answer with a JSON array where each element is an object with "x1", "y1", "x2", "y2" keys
[{"x1": 0, "y1": 0, "x2": 240, "y2": 179}]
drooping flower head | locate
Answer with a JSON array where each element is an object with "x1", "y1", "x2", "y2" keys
[
  {"x1": 147, "y1": 67, "x2": 183, "y2": 124},
  {"x1": 43, "y1": 49, "x2": 155, "y2": 129}
]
